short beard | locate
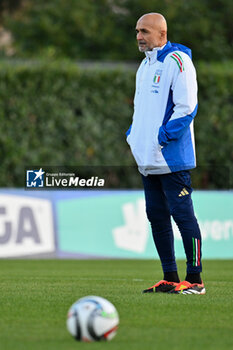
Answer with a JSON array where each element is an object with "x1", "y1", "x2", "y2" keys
[{"x1": 138, "y1": 44, "x2": 152, "y2": 52}]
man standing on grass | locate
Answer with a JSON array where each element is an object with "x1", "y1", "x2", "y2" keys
[{"x1": 126, "y1": 13, "x2": 205, "y2": 294}]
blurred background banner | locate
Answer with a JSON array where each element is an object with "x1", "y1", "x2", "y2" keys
[
  {"x1": 0, "y1": 191, "x2": 55, "y2": 258},
  {"x1": 55, "y1": 191, "x2": 233, "y2": 259},
  {"x1": 0, "y1": 190, "x2": 232, "y2": 259}
]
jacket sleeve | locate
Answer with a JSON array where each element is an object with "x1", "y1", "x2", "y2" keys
[
  {"x1": 125, "y1": 60, "x2": 145, "y2": 140},
  {"x1": 158, "y1": 53, "x2": 198, "y2": 146},
  {"x1": 126, "y1": 124, "x2": 132, "y2": 137}
]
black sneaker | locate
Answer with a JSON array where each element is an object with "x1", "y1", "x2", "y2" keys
[
  {"x1": 142, "y1": 280, "x2": 179, "y2": 293},
  {"x1": 169, "y1": 280, "x2": 206, "y2": 294}
]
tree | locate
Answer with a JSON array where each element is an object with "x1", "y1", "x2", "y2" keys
[
  {"x1": 2, "y1": 0, "x2": 233, "y2": 61},
  {"x1": 0, "y1": 0, "x2": 23, "y2": 22}
]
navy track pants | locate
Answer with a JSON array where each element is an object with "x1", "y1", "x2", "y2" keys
[{"x1": 142, "y1": 170, "x2": 202, "y2": 274}]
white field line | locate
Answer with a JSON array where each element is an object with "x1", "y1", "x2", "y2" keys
[{"x1": 77, "y1": 277, "x2": 144, "y2": 281}]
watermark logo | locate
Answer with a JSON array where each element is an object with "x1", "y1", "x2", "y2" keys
[
  {"x1": 25, "y1": 168, "x2": 105, "y2": 189},
  {"x1": 26, "y1": 168, "x2": 45, "y2": 188}
]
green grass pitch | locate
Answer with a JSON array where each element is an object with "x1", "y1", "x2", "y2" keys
[{"x1": 0, "y1": 259, "x2": 233, "y2": 350}]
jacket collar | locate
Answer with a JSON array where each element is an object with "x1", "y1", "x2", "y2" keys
[
  {"x1": 145, "y1": 43, "x2": 166, "y2": 65},
  {"x1": 157, "y1": 41, "x2": 173, "y2": 62},
  {"x1": 144, "y1": 41, "x2": 192, "y2": 64}
]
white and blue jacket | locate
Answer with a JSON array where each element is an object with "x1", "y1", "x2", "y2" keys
[{"x1": 126, "y1": 41, "x2": 198, "y2": 175}]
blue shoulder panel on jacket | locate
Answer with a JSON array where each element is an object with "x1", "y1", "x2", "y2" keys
[{"x1": 157, "y1": 41, "x2": 192, "y2": 62}]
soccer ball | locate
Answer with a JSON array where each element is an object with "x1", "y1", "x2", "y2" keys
[{"x1": 66, "y1": 295, "x2": 119, "y2": 342}]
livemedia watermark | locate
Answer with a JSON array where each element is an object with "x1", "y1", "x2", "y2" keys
[{"x1": 26, "y1": 168, "x2": 105, "y2": 189}]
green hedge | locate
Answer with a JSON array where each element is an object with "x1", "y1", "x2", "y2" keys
[{"x1": 0, "y1": 60, "x2": 232, "y2": 188}]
